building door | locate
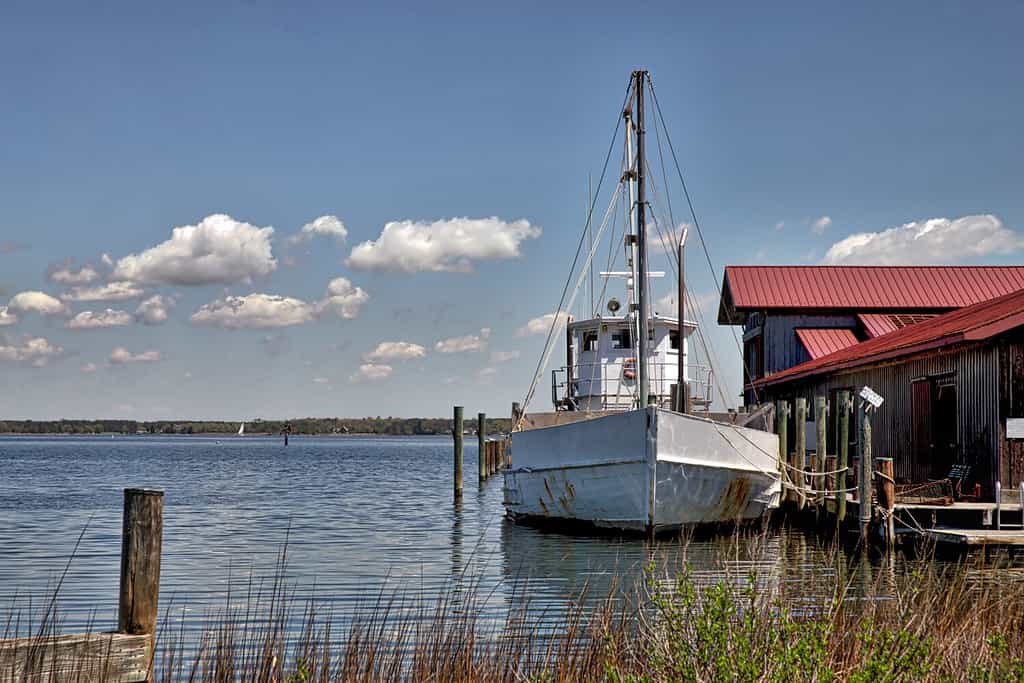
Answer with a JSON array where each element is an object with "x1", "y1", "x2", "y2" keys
[
  {"x1": 931, "y1": 380, "x2": 958, "y2": 478},
  {"x1": 911, "y1": 379, "x2": 932, "y2": 477}
]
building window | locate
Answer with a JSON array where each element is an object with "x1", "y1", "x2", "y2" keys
[
  {"x1": 582, "y1": 330, "x2": 599, "y2": 352},
  {"x1": 669, "y1": 330, "x2": 680, "y2": 350},
  {"x1": 611, "y1": 330, "x2": 632, "y2": 349}
]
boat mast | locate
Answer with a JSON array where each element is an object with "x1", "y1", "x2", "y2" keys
[{"x1": 634, "y1": 70, "x2": 651, "y2": 407}]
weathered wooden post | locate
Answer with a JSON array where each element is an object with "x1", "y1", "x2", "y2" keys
[
  {"x1": 857, "y1": 403, "x2": 873, "y2": 544},
  {"x1": 776, "y1": 400, "x2": 789, "y2": 505},
  {"x1": 876, "y1": 457, "x2": 895, "y2": 550},
  {"x1": 119, "y1": 488, "x2": 163, "y2": 677},
  {"x1": 795, "y1": 397, "x2": 807, "y2": 511},
  {"x1": 837, "y1": 390, "x2": 850, "y2": 524},
  {"x1": 453, "y1": 406, "x2": 464, "y2": 499},
  {"x1": 478, "y1": 412, "x2": 487, "y2": 483},
  {"x1": 815, "y1": 396, "x2": 828, "y2": 512}
]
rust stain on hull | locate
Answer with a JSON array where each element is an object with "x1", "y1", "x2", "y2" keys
[{"x1": 718, "y1": 477, "x2": 751, "y2": 519}]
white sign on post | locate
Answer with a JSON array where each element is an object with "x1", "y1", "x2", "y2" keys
[
  {"x1": 859, "y1": 386, "x2": 884, "y2": 409},
  {"x1": 1007, "y1": 418, "x2": 1024, "y2": 439}
]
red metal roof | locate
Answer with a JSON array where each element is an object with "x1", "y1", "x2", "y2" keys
[
  {"x1": 857, "y1": 312, "x2": 938, "y2": 338},
  {"x1": 795, "y1": 328, "x2": 860, "y2": 359},
  {"x1": 757, "y1": 287, "x2": 1024, "y2": 387},
  {"x1": 719, "y1": 266, "x2": 1024, "y2": 323}
]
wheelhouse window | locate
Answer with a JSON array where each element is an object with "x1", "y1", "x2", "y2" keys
[
  {"x1": 611, "y1": 329, "x2": 632, "y2": 349},
  {"x1": 669, "y1": 330, "x2": 680, "y2": 350},
  {"x1": 582, "y1": 330, "x2": 599, "y2": 352}
]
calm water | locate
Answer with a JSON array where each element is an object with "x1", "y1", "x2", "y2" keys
[{"x1": 0, "y1": 435, "x2": 1014, "y2": 641}]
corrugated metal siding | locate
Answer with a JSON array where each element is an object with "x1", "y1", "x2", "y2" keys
[{"x1": 764, "y1": 345, "x2": 1000, "y2": 488}]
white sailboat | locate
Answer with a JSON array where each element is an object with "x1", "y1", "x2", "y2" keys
[
  {"x1": 503, "y1": 71, "x2": 781, "y2": 535},
  {"x1": 237, "y1": 422, "x2": 245, "y2": 436}
]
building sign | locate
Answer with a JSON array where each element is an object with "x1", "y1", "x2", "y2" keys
[
  {"x1": 1007, "y1": 418, "x2": 1024, "y2": 439},
  {"x1": 859, "y1": 386, "x2": 884, "y2": 409}
]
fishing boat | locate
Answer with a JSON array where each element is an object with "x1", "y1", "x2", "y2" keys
[{"x1": 503, "y1": 71, "x2": 781, "y2": 535}]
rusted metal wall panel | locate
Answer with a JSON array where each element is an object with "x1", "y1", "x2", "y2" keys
[{"x1": 764, "y1": 344, "x2": 1000, "y2": 489}]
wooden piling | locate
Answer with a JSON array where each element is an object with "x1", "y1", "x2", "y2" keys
[
  {"x1": 795, "y1": 398, "x2": 807, "y2": 511},
  {"x1": 478, "y1": 412, "x2": 487, "y2": 483},
  {"x1": 775, "y1": 400, "x2": 789, "y2": 504},
  {"x1": 857, "y1": 404, "x2": 873, "y2": 544},
  {"x1": 825, "y1": 455, "x2": 837, "y2": 508},
  {"x1": 815, "y1": 395, "x2": 827, "y2": 511},
  {"x1": 837, "y1": 390, "x2": 850, "y2": 524},
  {"x1": 118, "y1": 488, "x2": 163, "y2": 679},
  {"x1": 877, "y1": 457, "x2": 895, "y2": 550},
  {"x1": 453, "y1": 406, "x2": 464, "y2": 499}
]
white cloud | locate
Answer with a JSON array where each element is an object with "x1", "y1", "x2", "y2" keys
[
  {"x1": 363, "y1": 341, "x2": 427, "y2": 362},
  {"x1": 0, "y1": 336, "x2": 64, "y2": 367},
  {"x1": 0, "y1": 307, "x2": 17, "y2": 326},
  {"x1": 61, "y1": 281, "x2": 145, "y2": 302},
  {"x1": 515, "y1": 312, "x2": 571, "y2": 338},
  {"x1": 191, "y1": 293, "x2": 315, "y2": 329},
  {"x1": 313, "y1": 376, "x2": 329, "y2": 384},
  {"x1": 490, "y1": 350, "x2": 520, "y2": 363},
  {"x1": 775, "y1": 221, "x2": 785, "y2": 231},
  {"x1": 49, "y1": 263, "x2": 99, "y2": 285},
  {"x1": 435, "y1": 328, "x2": 491, "y2": 353},
  {"x1": 190, "y1": 277, "x2": 368, "y2": 329},
  {"x1": 109, "y1": 347, "x2": 161, "y2": 364},
  {"x1": 315, "y1": 277, "x2": 369, "y2": 320},
  {"x1": 811, "y1": 216, "x2": 832, "y2": 235},
  {"x1": 65, "y1": 308, "x2": 133, "y2": 330},
  {"x1": 289, "y1": 215, "x2": 348, "y2": 245},
  {"x1": 822, "y1": 214, "x2": 1024, "y2": 265},
  {"x1": 350, "y1": 363, "x2": 393, "y2": 382},
  {"x1": 100, "y1": 253, "x2": 114, "y2": 267},
  {"x1": 112, "y1": 213, "x2": 277, "y2": 285},
  {"x1": 347, "y1": 217, "x2": 541, "y2": 273},
  {"x1": 135, "y1": 295, "x2": 175, "y2": 325},
  {"x1": 81, "y1": 362, "x2": 98, "y2": 373},
  {"x1": 8, "y1": 291, "x2": 68, "y2": 316},
  {"x1": 479, "y1": 366, "x2": 498, "y2": 378}
]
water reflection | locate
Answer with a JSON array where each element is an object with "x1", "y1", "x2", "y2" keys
[{"x1": 1, "y1": 435, "x2": 1022, "y2": 644}]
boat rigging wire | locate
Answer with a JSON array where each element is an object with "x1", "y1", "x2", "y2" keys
[
  {"x1": 645, "y1": 73, "x2": 761, "y2": 406},
  {"x1": 518, "y1": 82, "x2": 634, "y2": 424}
]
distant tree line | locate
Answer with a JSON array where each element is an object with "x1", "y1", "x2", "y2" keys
[{"x1": 0, "y1": 417, "x2": 512, "y2": 436}]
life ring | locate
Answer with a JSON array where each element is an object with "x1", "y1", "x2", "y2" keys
[{"x1": 623, "y1": 357, "x2": 637, "y2": 380}]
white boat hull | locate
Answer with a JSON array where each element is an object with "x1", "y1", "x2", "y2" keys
[{"x1": 503, "y1": 407, "x2": 781, "y2": 533}]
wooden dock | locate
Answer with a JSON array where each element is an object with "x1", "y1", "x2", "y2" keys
[{"x1": 921, "y1": 527, "x2": 1024, "y2": 547}]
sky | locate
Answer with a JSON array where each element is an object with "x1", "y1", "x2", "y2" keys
[{"x1": 1, "y1": 1, "x2": 1023, "y2": 420}]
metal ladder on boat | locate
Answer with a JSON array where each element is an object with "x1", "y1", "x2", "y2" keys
[{"x1": 994, "y1": 481, "x2": 1024, "y2": 530}]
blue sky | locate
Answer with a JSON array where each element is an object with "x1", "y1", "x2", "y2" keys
[{"x1": 1, "y1": 1, "x2": 1023, "y2": 420}]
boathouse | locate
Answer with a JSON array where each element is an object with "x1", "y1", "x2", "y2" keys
[
  {"x1": 717, "y1": 266, "x2": 1024, "y2": 403},
  {"x1": 752, "y1": 287, "x2": 1024, "y2": 495}
]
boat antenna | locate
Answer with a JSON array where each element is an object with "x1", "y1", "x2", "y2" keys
[{"x1": 633, "y1": 69, "x2": 651, "y2": 407}]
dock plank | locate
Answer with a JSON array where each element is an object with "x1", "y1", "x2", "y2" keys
[
  {"x1": 922, "y1": 527, "x2": 1024, "y2": 547},
  {"x1": 0, "y1": 632, "x2": 150, "y2": 683}
]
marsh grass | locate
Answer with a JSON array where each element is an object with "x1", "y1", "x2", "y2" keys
[{"x1": 6, "y1": 530, "x2": 1024, "y2": 682}]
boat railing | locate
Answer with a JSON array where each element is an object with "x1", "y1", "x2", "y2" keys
[{"x1": 551, "y1": 361, "x2": 714, "y2": 411}]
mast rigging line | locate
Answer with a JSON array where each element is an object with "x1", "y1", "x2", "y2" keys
[
  {"x1": 518, "y1": 183, "x2": 625, "y2": 425},
  {"x1": 517, "y1": 82, "x2": 634, "y2": 424},
  {"x1": 645, "y1": 73, "x2": 761, "y2": 406}
]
